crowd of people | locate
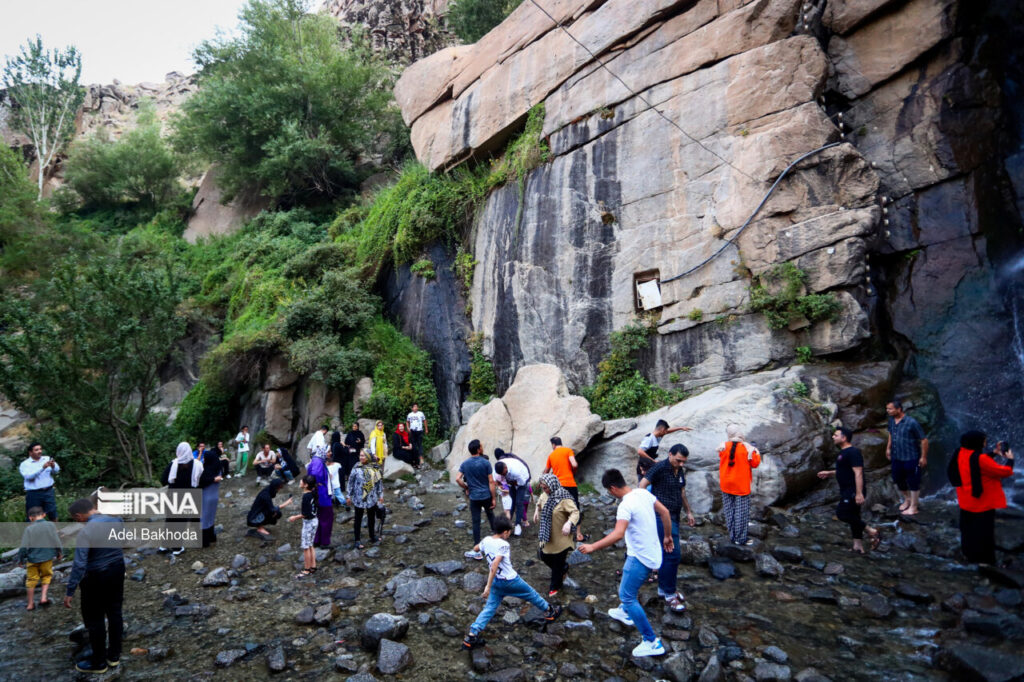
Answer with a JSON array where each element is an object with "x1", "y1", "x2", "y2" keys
[{"x1": 11, "y1": 396, "x2": 1018, "y2": 672}]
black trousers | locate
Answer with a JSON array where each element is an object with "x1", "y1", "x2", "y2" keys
[
  {"x1": 410, "y1": 430, "x2": 424, "y2": 463},
  {"x1": 25, "y1": 487, "x2": 57, "y2": 521},
  {"x1": 836, "y1": 499, "x2": 865, "y2": 540},
  {"x1": 540, "y1": 547, "x2": 572, "y2": 592},
  {"x1": 81, "y1": 564, "x2": 125, "y2": 666},
  {"x1": 353, "y1": 506, "x2": 380, "y2": 543},
  {"x1": 470, "y1": 498, "x2": 496, "y2": 544},
  {"x1": 960, "y1": 508, "x2": 997, "y2": 564}
]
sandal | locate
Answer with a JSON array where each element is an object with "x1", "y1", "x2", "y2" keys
[
  {"x1": 867, "y1": 528, "x2": 881, "y2": 551},
  {"x1": 666, "y1": 596, "x2": 686, "y2": 612},
  {"x1": 295, "y1": 570, "x2": 312, "y2": 578}
]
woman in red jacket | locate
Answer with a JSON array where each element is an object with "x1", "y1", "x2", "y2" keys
[{"x1": 948, "y1": 430, "x2": 1015, "y2": 564}]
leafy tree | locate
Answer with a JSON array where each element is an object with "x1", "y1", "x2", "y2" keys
[
  {"x1": 0, "y1": 144, "x2": 51, "y2": 276},
  {"x1": 446, "y1": 0, "x2": 523, "y2": 43},
  {"x1": 62, "y1": 103, "x2": 183, "y2": 209},
  {"x1": 2, "y1": 35, "x2": 85, "y2": 198},
  {"x1": 0, "y1": 245, "x2": 187, "y2": 482},
  {"x1": 172, "y1": 0, "x2": 402, "y2": 203}
]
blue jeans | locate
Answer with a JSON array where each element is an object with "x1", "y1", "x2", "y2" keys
[
  {"x1": 656, "y1": 516, "x2": 681, "y2": 595},
  {"x1": 619, "y1": 555, "x2": 656, "y2": 641},
  {"x1": 469, "y1": 575, "x2": 549, "y2": 635},
  {"x1": 511, "y1": 482, "x2": 530, "y2": 525}
]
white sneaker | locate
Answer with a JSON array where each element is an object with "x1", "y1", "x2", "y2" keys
[
  {"x1": 632, "y1": 638, "x2": 666, "y2": 657},
  {"x1": 607, "y1": 606, "x2": 634, "y2": 626},
  {"x1": 464, "y1": 550, "x2": 483, "y2": 560},
  {"x1": 172, "y1": 547, "x2": 185, "y2": 556},
  {"x1": 514, "y1": 524, "x2": 522, "y2": 537}
]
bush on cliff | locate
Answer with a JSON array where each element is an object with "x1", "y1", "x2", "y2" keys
[
  {"x1": 172, "y1": 0, "x2": 405, "y2": 204},
  {"x1": 447, "y1": 0, "x2": 524, "y2": 43}
]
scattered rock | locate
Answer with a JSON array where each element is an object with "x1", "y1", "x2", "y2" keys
[
  {"x1": 708, "y1": 557, "x2": 736, "y2": 580},
  {"x1": 485, "y1": 668, "x2": 525, "y2": 682},
  {"x1": 770, "y1": 546, "x2": 804, "y2": 563},
  {"x1": 202, "y1": 567, "x2": 230, "y2": 587},
  {"x1": 377, "y1": 638, "x2": 413, "y2": 675},
  {"x1": 425, "y1": 560, "x2": 464, "y2": 576},
  {"x1": 753, "y1": 661, "x2": 792, "y2": 681},
  {"x1": 756, "y1": 553, "x2": 785, "y2": 578},
  {"x1": 295, "y1": 607, "x2": 315, "y2": 625},
  {"x1": 807, "y1": 589, "x2": 839, "y2": 605},
  {"x1": 266, "y1": 645, "x2": 286, "y2": 673},
  {"x1": 823, "y1": 562, "x2": 844, "y2": 576},
  {"x1": 131, "y1": 568, "x2": 146, "y2": 582},
  {"x1": 393, "y1": 576, "x2": 448, "y2": 613},
  {"x1": 314, "y1": 603, "x2": 338, "y2": 625},
  {"x1": 936, "y1": 642, "x2": 1024, "y2": 682},
  {"x1": 334, "y1": 657, "x2": 359, "y2": 673},
  {"x1": 894, "y1": 583, "x2": 934, "y2": 604},
  {"x1": 361, "y1": 613, "x2": 410, "y2": 650},
  {"x1": 715, "y1": 542, "x2": 755, "y2": 562},
  {"x1": 861, "y1": 594, "x2": 893, "y2": 619},
  {"x1": 231, "y1": 554, "x2": 249, "y2": 570},
  {"x1": 699, "y1": 653, "x2": 723, "y2": 682},
  {"x1": 472, "y1": 647, "x2": 492, "y2": 672},
  {"x1": 763, "y1": 646, "x2": 789, "y2": 664},
  {"x1": 462, "y1": 572, "x2": 486, "y2": 593},
  {"x1": 215, "y1": 649, "x2": 247, "y2": 668},
  {"x1": 681, "y1": 536, "x2": 712, "y2": 565}
]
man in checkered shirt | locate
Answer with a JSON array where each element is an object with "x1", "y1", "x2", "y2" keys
[{"x1": 885, "y1": 398, "x2": 929, "y2": 515}]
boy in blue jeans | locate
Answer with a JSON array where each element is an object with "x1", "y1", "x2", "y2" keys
[
  {"x1": 463, "y1": 516, "x2": 561, "y2": 649},
  {"x1": 579, "y1": 468, "x2": 674, "y2": 657}
]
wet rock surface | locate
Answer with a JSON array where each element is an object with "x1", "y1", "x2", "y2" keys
[{"x1": 0, "y1": 473, "x2": 1022, "y2": 680}]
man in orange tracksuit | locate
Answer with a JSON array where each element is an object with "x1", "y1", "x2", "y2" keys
[
  {"x1": 948, "y1": 430, "x2": 1014, "y2": 564},
  {"x1": 718, "y1": 424, "x2": 761, "y2": 546}
]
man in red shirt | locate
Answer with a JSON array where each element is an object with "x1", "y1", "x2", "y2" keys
[{"x1": 543, "y1": 437, "x2": 585, "y2": 542}]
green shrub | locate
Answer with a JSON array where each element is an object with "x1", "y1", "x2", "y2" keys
[
  {"x1": 0, "y1": 144, "x2": 51, "y2": 276},
  {"x1": 749, "y1": 263, "x2": 842, "y2": 330},
  {"x1": 172, "y1": 0, "x2": 403, "y2": 203},
  {"x1": 687, "y1": 308, "x2": 703, "y2": 321},
  {"x1": 485, "y1": 104, "x2": 549, "y2": 187},
  {"x1": 410, "y1": 259, "x2": 436, "y2": 279},
  {"x1": 795, "y1": 345, "x2": 813, "y2": 364},
  {"x1": 174, "y1": 379, "x2": 233, "y2": 443},
  {"x1": 468, "y1": 333, "x2": 497, "y2": 402},
  {"x1": 446, "y1": 0, "x2": 523, "y2": 42},
  {"x1": 63, "y1": 103, "x2": 184, "y2": 209}
]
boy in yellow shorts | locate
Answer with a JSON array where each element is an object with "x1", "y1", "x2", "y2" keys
[{"x1": 18, "y1": 506, "x2": 62, "y2": 610}]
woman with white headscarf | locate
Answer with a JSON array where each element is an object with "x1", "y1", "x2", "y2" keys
[
  {"x1": 717, "y1": 424, "x2": 760, "y2": 546},
  {"x1": 161, "y1": 442, "x2": 203, "y2": 555}
]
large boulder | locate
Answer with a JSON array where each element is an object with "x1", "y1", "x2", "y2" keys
[
  {"x1": 263, "y1": 388, "x2": 295, "y2": 443},
  {"x1": 383, "y1": 456, "x2": 414, "y2": 481},
  {"x1": 579, "y1": 364, "x2": 892, "y2": 510},
  {"x1": 449, "y1": 365, "x2": 602, "y2": 481},
  {"x1": 353, "y1": 377, "x2": 373, "y2": 416}
]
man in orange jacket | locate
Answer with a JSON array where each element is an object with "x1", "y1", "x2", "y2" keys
[
  {"x1": 717, "y1": 424, "x2": 760, "y2": 546},
  {"x1": 948, "y1": 430, "x2": 1015, "y2": 564}
]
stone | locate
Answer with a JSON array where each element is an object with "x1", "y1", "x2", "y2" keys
[
  {"x1": 383, "y1": 456, "x2": 415, "y2": 481},
  {"x1": 472, "y1": 647, "x2": 492, "y2": 672},
  {"x1": 753, "y1": 662, "x2": 792, "y2": 681},
  {"x1": 770, "y1": 546, "x2": 803, "y2": 563},
  {"x1": 448, "y1": 365, "x2": 603, "y2": 483},
  {"x1": 485, "y1": 669, "x2": 525, "y2": 682},
  {"x1": 131, "y1": 568, "x2": 146, "y2": 582},
  {"x1": 393, "y1": 576, "x2": 449, "y2": 613},
  {"x1": 425, "y1": 560, "x2": 464, "y2": 576},
  {"x1": 427, "y1": 441, "x2": 451, "y2": 464},
  {"x1": 823, "y1": 562, "x2": 844, "y2": 576},
  {"x1": 894, "y1": 583, "x2": 934, "y2": 604},
  {"x1": 709, "y1": 558, "x2": 735, "y2": 580},
  {"x1": 295, "y1": 607, "x2": 315, "y2": 625},
  {"x1": 794, "y1": 669, "x2": 833, "y2": 682},
  {"x1": 699, "y1": 654, "x2": 723, "y2": 682},
  {"x1": 860, "y1": 594, "x2": 893, "y2": 619},
  {"x1": 231, "y1": 554, "x2": 249, "y2": 570},
  {"x1": 263, "y1": 387, "x2": 295, "y2": 444},
  {"x1": 936, "y1": 642, "x2": 1024, "y2": 682},
  {"x1": 461, "y1": 401, "x2": 484, "y2": 424},
  {"x1": 147, "y1": 647, "x2": 172, "y2": 662},
  {"x1": 215, "y1": 649, "x2": 247, "y2": 668},
  {"x1": 203, "y1": 567, "x2": 230, "y2": 587},
  {"x1": 361, "y1": 613, "x2": 410, "y2": 650},
  {"x1": 266, "y1": 645, "x2": 286, "y2": 673},
  {"x1": 762, "y1": 646, "x2": 789, "y2": 664},
  {"x1": 756, "y1": 553, "x2": 785, "y2": 578},
  {"x1": 716, "y1": 542, "x2": 755, "y2": 562},
  {"x1": 314, "y1": 602, "x2": 338, "y2": 625},
  {"x1": 377, "y1": 639, "x2": 413, "y2": 675},
  {"x1": 680, "y1": 536, "x2": 712, "y2": 565},
  {"x1": 462, "y1": 572, "x2": 487, "y2": 593},
  {"x1": 353, "y1": 377, "x2": 373, "y2": 415},
  {"x1": 663, "y1": 652, "x2": 696, "y2": 681}
]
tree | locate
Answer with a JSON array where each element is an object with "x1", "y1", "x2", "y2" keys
[
  {"x1": 446, "y1": 0, "x2": 523, "y2": 43},
  {"x1": 0, "y1": 245, "x2": 187, "y2": 482},
  {"x1": 63, "y1": 102, "x2": 183, "y2": 209},
  {"x1": 0, "y1": 143, "x2": 50, "y2": 276},
  {"x1": 172, "y1": 0, "x2": 403, "y2": 204},
  {"x1": 2, "y1": 35, "x2": 85, "y2": 199}
]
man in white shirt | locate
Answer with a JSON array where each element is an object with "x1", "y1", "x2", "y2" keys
[
  {"x1": 406, "y1": 403, "x2": 428, "y2": 468},
  {"x1": 234, "y1": 426, "x2": 250, "y2": 477},
  {"x1": 19, "y1": 442, "x2": 60, "y2": 520},
  {"x1": 579, "y1": 468, "x2": 673, "y2": 658},
  {"x1": 636, "y1": 418, "x2": 691, "y2": 484},
  {"x1": 494, "y1": 450, "x2": 530, "y2": 536}
]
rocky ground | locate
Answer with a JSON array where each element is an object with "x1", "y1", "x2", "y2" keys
[{"x1": 2, "y1": 468, "x2": 1024, "y2": 682}]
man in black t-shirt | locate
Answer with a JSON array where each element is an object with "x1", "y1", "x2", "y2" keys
[{"x1": 817, "y1": 426, "x2": 879, "y2": 554}]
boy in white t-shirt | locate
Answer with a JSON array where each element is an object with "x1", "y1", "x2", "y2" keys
[
  {"x1": 462, "y1": 516, "x2": 562, "y2": 650},
  {"x1": 326, "y1": 450, "x2": 345, "y2": 506},
  {"x1": 579, "y1": 468, "x2": 674, "y2": 658}
]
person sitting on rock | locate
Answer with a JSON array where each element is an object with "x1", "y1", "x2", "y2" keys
[
  {"x1": 463, "y1": 515, "x2": 562, "y2": 650},
  {"x1": 246, "y1": 478, "x2": 293, "y2": 539},
  {"x1": 535, "y1": 473, "x2": 580, "y2": 597},
  {"x1": 817, "y1": 426, "x2": 880, "y2": 554},
  {"x1": 253, "y1": 444, "x2": 278, "y2": 485},
  {"x1": 393, "y1": 422, "x2": 418, "y2": 467},
  {"x1": 717, "y1": 424, "x2": 760, "y2": 546},
  {"x1": 948, "y1": 429, "x2": 1015, "y2": 564}
]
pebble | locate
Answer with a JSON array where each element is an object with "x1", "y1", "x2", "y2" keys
[
  {"x1": 472, "y1": 647, "x2": 492, "y2": 672},
  {"x1": 770, "y1": 546, "x2": 803, "y2": 563},
  {"x1": 756, "y1": 553, "x2": 784, "y2": 578},
  {"x1": 231, "y1": 554, "x2": 249, "y2": 570},
  {"x1": 147, "y1": 647, "x2": 172, "y2": 662},
  {"x1": 377, "y1": 638, "x2": 413, "y2": 674},
  {"x1": 762, "y1": 646, "x2": 788, "y2": 664},
  {"x1": 202, "y1": 567, "x2": 230, "y2": 586},
  {"x1": 860, "y1": 593, "x2": 892, "y2": 618},
  {"x1": 361, "y1": 613, "x2": 410, "y2": 649},
  {"x1": 425, "y1": 560, "x2": 464, "y2": 576},
  {"x1": 697, "y1": 625, "x2": 720, "y2": 648},
  {"x1": 753, "y1": 661, "x2": 792, "y2": 681},
  {"x1": 822, "y1": 562, "x2": 844, "y2": 576},
  {"x1": 215, "y1": 649, "x2": 247, "y2": 668},
  {"x1": 894, "y1": 582, "x2": 934, "y2": 604},
  {"x1": 334, "y1": 657, "x2": 359, "y2": 673},
  {"x1": 295, "y1": 606, "x2": 315, "y2": 624},
  {"x1": 266, "y1": 645, "x2": 286, "y2": 672},
  {"x1": 709, "y1": 557, "x2": 736, "y2": 580},
  {"x1": 131, "y1": 568, "x2": 146, "y2": 582}
]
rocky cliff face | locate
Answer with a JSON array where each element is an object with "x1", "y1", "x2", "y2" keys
[
  {"x1": 322, "y1": 0, "x2": 455, "y2": 64},
  {"x1": 395, "y1": 0, "x2": 1024, "y2": 448}
]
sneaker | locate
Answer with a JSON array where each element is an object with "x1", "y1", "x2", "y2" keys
[
  {"x1": 544, "y1": 604, "x2": 562, "y2": 622},
  {"x1": 75, "y1": 662, "x2": 108, "y2": 674},
  {"x1": 464, "y1": 550, "x2": 483, "y2": 560},
  {"x1": 107, "y1": 656, "x2": 120, "y2": 668},
  {"x1": 665, "y1": 595, "x2": 686, "y2": 612},
  {"x1": 514, "y1": 524, "x2": 522, "y2": 537},
  {"x1": 172, "y1": 547, "x2": 185, "y2": 556},
  {"x1": 607, "y1": 606, "x2": 634, "y2": 626},
  {"x1": 462, "y1": 633, "x2": 486, "y2": 649},
  {"x1": 158, "y1": 546, "x2": 168, "y2": 553},
  {"x1": 632, "y1": 637, "x2": 666, "y2": 657},
  {"x1": 548, "y1": 590, "x2": 559, "y2": 597},
  {"x1": 744, "y1": 539, "x2": 754, "y2": 546}
]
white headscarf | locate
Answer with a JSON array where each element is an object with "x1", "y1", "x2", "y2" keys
[
  {"x1": 169, "y1": 441, "x2": 203, "y2": 487},
  {"x1": 309, "y1": 429, "x2": 326, "y2": 452},
  {"x1": 726, "y1": 424, "x2": 744, "y2": 441}
]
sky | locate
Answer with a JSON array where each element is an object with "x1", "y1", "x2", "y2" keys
[{"x1": 0, "y1": 0, "x2": 254, "y2": 85}]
